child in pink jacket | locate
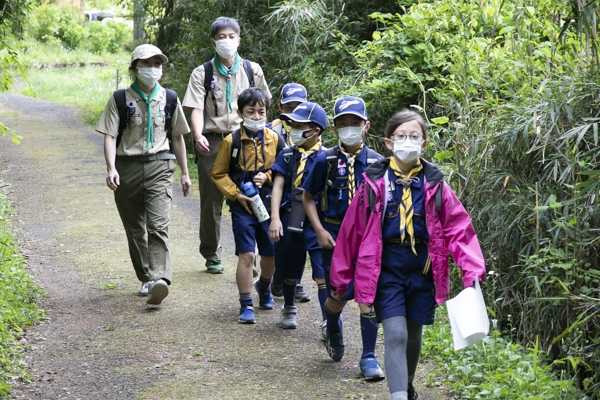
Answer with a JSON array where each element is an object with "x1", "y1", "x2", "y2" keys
[{"x1": 330, "y1": 110, "x2": 486, "y2": 400}]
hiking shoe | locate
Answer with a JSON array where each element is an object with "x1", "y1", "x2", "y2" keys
[
  {"x1": 295, "y1": 284, "x2": 310, "y2": 302},
  {"x1": 280, "y1": 305, "x2": 297, "y2": 329},
  {"x1": 146, "y1": 279, "x2": 168, "y2": 305},
  {"x1": 138, "y1": 281, "x2": 150, "y2": 296},
  {"x1": 408, "y1": 383, "x2": 419, "y2": 400},
  {"x1": 238, "y1": 305, "x2": 256, "y2": 324},
  {"x1": 325, "y1": 321, "x2": 345, "y2": 361},
  {"x1": 206, "y1": 260, "x2": 224, "y2": 274},
  {"x1": 321, "y1": 320, "x2": 327, "y2": 341},
  {"x1": 359, "y1": 353, "x2": 385, "y2": 381},
  {"x1": 271, "y1": 280, "x2": 283, "y2": 297},
  {"x1": 254, "y1": 280, "x2": 275, "y2": 310}
]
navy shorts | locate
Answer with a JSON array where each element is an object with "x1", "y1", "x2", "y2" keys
[
  {"x1": 275, "y1": 210, "x2": 324, "y2": 280},
  {"x1": 323, "y1": 222, "x2": 355, "y2": 301},
  {"x1": 375, "y1": 242, "x2": 435, "y2": 325},
  {"x1": 230, "y1": 204, "x2": 275, "y2": 256}
]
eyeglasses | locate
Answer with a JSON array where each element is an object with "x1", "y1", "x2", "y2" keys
[{"x1": 390, "y1": 134, "x2": 423, "y2": 144}]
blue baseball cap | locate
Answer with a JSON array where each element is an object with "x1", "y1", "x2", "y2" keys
[
  {"x1": 333, "y1": 96, "x2": 368, "y2": 120},
  {"x1": 280, "y1": 102, "x2": 328, "y2": 132},
  {"x1": 279, "y1": 83, "x2": 308, "y2": 104}
]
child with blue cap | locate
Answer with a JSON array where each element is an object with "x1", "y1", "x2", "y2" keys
[
  {"x1": 302, "y1": 96, "x2": 385, "y2": 380},
  {"x1": 268, "y1": 102, "x2": 328, "y2": 329},
  {"x1": 266, "y1": 83, "x2": 311, "y2": 302}
]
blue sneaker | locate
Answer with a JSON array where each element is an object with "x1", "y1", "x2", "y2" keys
[
  {"x1": 359, "y1": 353, "x2": 385, "y2": 381},
  {"x1": 238, "y1": 306, "x2": 256, "y2": 324},
  {"x1": 254, "y1": 280, "x2": 275, "y2": 310},
  {"x1": 325, "y1": 320, "x2": 345, "y2": 361}
]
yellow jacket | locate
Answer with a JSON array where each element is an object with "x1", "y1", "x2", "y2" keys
[{"x1": 211, "y1": 127, "x2": 279, "y2": 202}]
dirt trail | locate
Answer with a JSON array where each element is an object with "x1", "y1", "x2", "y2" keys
[{"x1": 0, "y1": 93, "x2": 446, "y2": 400}]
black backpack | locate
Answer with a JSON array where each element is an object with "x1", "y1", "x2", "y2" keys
[
  {"x1": 113, "y1": 88, "x2": 178, "y2": 152},
  {"x1": 202, "y1": 59, "x2": 254, "y2": 117},
  {"x1": 229, "y1": 128, "x2": 285, "y2": 183},
  {"x1": 323, "y1": 147, "x2": 380, "y2": 189}
]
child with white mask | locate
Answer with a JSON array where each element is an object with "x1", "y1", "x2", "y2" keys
[
  {"x1": 330, "y1": 109, "x2": 486, "y2": 400},
  {"x1": 301, "y1": 96, "x2": 385, "y2": 380}
]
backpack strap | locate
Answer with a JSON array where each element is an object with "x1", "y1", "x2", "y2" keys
[
  {"x1": 113, "y1": 88, "x2": 129, "y2": 148},
  {"x1": 243, "y1": 59, "x2": 255, "y2": 87},
  {"x1": 164, "y1": 88, "x2": 178, "y2": 153},
  {"x1": 280, "y1": 146, "x2": 296, "y2": 197},
  {"x1": 202, "y1": 61, "x2": 218, "y2": 117},
  {"x1": 229, "y1": 129, "x2": 242, "y2": 174},
  {"x1": 366, "y1": 148, "x2": 379, "y2": 166},
  {"x1": 325, "y1": 147, "x2": 338, "y2": 188},
  {"x1": 203, "y1": 59, "x2": 254, "y2": 118}
]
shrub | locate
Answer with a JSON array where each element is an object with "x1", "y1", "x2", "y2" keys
[
  {"x1": 29, "y1": 4, "x2": 61, "y2": 42},
  {"x1": 88, "y1": 21, "x2": 131, "y2": 54},
  {"x1": 57, "y1": 14, "x2": 88, "y2": 50},
  {"x1": 0, "y1": 195, "x2": 45, "y2": 397}
]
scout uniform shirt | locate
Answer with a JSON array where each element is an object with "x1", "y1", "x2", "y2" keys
[
  {"x1": 211, "y1": 127, "x2": 279, "y2": 202},
  {"x1": 96, "y1": 87, "x2": 190, "y2": 156},
  {"x1": 181, "y1": 60, "x2": 271, "y2": 134}
]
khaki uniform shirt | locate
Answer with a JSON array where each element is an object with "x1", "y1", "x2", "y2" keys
[
  {"x1": 96, "y1": 87, "x2": 190, "y2": 156},
  {"x1": 181, "y1": 59, "x2": 271, "y2": 134}
]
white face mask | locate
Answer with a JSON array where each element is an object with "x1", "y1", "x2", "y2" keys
[
  {"x1": 136, "y1": 67, "x2": 162, "y2": 87},
  {"x1": 393, "y1": 140, "x2": 422, "y2": 164},
  {"x1": 337, "y1": 126, "x2": 364, "y2": 147},
  {"x1": 214, "y1": 38, "x2": 238, "y2": 59},
  {"x1": 290, "y1": 128, "x2": 313, "y2": 146},
  {"x1": 243, "y1": 118, "x2": 265, "y2": 133}
]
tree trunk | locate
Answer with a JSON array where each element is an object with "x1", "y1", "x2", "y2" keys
[{"x1": 133, "y1": 0, "x2": 145, "y2": 43}]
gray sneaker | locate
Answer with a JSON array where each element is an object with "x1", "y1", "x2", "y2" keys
[
  {"x1": 280, "y1": 305, "x2": 297, "y2": 329},
  {"x1": 295, "y1": 284, "x2": 310, "y2": 302},
  {"x1": 146, "y1": 279, "x2": 169, "y2": 305},
  {"x1": 138, "y1": 281, "x2": 150, "y2": 296}
]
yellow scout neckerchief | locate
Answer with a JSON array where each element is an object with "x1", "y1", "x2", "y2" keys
[
  {"x1": 340, "y1": 142, "x2": 364, "y2": 204},
  {"x1": 294, "y1": 141, "x2": 321, "y2": 187},
  {"x1": 389, "y1": 156, "x2": 423, "y2": 255}
]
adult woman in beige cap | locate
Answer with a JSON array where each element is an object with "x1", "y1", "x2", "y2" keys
[{"x1": 96, "y1": 44, "x2": 192, "y2": 306}]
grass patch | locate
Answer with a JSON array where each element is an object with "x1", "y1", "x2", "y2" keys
[
  {"x1": 15, "y1": 39, "x2": 129, "y2": 67},
  {"x1": 0, "y1": 193, "x2": 45, "y2": 397},
  {"x1": 422, "y1": 307, "x2": 585, "y2": 399},
  {"x1": 15, "y1": 63, "x2": 131, "y2": 126}
]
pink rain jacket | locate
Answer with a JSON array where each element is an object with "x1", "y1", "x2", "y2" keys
[{"x1": 330, "y1": 158, "x2": 486, "y2": 305}]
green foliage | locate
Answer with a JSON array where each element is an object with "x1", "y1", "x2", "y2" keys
[
  {"x1": 15, "y1": 61, "x2": 130, "y2": 125},
  {"x1": 26, "y1": 5, "x2": 131, "y2": 53},
  {"x1": 422, "y1": 308, "x2": 585, "y2": 399},
  {"x1": 88, "y1": 21, "x2": 131, "y2": 54},
  {"x1": 28, "y1": 4, "x2": 63, "y2": 43},
  {"x1": 58, "y1": 15, "x2": 89, "y2": 50},
  {"x1": 0, "y1": 194, "x2": 45, "y2": 397}
]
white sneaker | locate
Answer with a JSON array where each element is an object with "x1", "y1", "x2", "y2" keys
[
  {"x1": 146, "y1": 279, "x2": 169, "y2": 305},
  {"x1": 139, "y1": 281, "x2": 150, "y2": 296}
]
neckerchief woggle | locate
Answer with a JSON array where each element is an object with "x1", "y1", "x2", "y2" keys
[{"x1": 130, "y1": 81, "x2": 162, "y2": 148}]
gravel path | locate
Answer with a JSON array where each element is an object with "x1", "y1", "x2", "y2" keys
[{"x1": 0, "y1": 93, "x2": 446, "y2": 400}]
